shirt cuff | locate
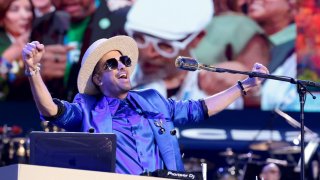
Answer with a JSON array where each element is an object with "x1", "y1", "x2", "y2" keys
[
  {"x1": 41, "y1": 98, "x2": 66, "y2": 121},
  {"x1": 199, "y1": 99, "x2": 209, "y2": 119}
]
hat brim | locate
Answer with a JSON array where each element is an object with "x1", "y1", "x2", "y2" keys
[{"x1": 77, "y1": 36, "x2": 138, "y2": 95}]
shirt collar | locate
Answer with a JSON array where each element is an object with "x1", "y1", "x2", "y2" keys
[
  {"x1": 102, "y1": 96, "x2": 120, "y2": 116},
  {"x1": 101, "y1": 93, "x2": 133, "y2": 115},
  {"x1": 269, "y1": 24, "x2": 296, "y2": 46}
]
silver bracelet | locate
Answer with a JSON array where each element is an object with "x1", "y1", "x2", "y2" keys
[{"x1": 25, "y1": 63, "x2": 41, "y2": 77}]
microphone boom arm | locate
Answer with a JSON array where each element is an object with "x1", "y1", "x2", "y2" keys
[{"x1": 198, "y1": 63, "x2": 320, "y2": 89}]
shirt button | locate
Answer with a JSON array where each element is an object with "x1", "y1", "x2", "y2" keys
[
  {"x1": 140, "y1": 152, "x2": 143, "y2": 156},
  {"x1": 170, "y1": 129, "x2": 177, "y2": 135}
]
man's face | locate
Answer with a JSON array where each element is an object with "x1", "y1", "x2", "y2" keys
[
  {"x1": 31, "y1": 0, "x2": 52, "y2": 9},
  {"x1": 260, "y1": 170, "x2": 280, "y2": 180},
  {"x1": 248, "y1": 0, "x2": 291, "y2": 22},
  {"x1": 129, "y1": 31, "x2": 196, "y2": 80},
  {"x1": 52, "y1": 0, "x2": 95, "y2": 21},
  {"x1": 138, "y1": 41, "x2": 180, "y2": 81},
  {"x1": 94, "y1": 50, "x2": 132, "y2": 98},
  {"x1": 260, "y1": 164, "x2": 281, "y2": 180}
]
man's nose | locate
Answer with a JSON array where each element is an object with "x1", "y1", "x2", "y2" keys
[{"x1": 117, "y1": 60, "x2": 126, "y2": 70}]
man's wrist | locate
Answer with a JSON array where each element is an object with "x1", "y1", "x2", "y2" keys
[
  {"x1": 237, "y1": 80, "x2": 247, "y2": 96},
  {"x1": 25, "y1": 63, "x2": 41, "y2": 77}
]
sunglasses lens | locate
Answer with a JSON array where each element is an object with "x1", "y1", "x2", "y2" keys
[
  {"x1": 106, "y1": 58, "x2": 118, "y2": 70},
  {"x1": 120, "y1": 56, "x2": 132, "y2": 67}
]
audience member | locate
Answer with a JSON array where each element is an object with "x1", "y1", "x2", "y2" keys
[
  {"x1": 126, "y1": 0, "x2": 246, "y2": 108},
  {"x1": 0, "y1": 0, "x2": 34, "y2": 100},
  {"x1": 259, "y1": 163, "x2": 281, "y2": 180},
  {"x1": 31, "y1": 0, "x2": 55, "y2": 18},
  {"x1": 248, "y1": 0, "x2": 317, "y2": 111},
  {"x1": 193, "y1": 0, "x2": 271, "y2": 108}
]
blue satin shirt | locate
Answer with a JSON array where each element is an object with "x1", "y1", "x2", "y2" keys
[
  {"x1": 108, "y1": 97, "x2": 163, "y2": 174},
  {"x1": 43, "y1": 89, "x2": 208, "y2": 173}
]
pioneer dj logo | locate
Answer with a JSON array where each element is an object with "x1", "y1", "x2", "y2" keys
[{"x1": 167, "y1": 171, "x2": 196, "y2": 179}]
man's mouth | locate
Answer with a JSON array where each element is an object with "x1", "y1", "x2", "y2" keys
[{"x1": 117, "y1": 72, "x2": 128, "y2": 79}]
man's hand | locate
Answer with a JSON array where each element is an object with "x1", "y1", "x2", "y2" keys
[
  {"x1": 203, "y1": 62, "x2": 270, "y2": 115},
  {"x1": 242, "y1": 62, "x2": 270, "y2": 89},
  {"x1": 22, "y1": 41, "x2": 45, "y2": 70}
]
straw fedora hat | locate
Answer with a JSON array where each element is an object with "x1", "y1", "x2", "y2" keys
[{"x1": 77, "y1": 35, "x2": 138, "y2": 95}]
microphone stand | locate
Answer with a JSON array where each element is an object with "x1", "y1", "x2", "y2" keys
[
  {"x1": 297, "y1": 82, "x2": 307, "y2": 180},
  {"x1": 199, "y1": 64, "x2": 319, "y2": 180}
]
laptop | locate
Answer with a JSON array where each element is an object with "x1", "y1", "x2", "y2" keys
[{"x1": 29, "y1": 131, "x2": 116, "y2": 172}]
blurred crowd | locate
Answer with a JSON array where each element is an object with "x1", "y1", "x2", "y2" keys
[{"x1": 0, "y1": 0, "x2": 318, "y2": 111}]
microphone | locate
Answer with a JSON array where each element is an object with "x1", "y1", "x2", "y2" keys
[
  {"x1": 54, "y1": 11, "x2": 70, "y2": 44},
  {"x1": 175, "y1": 56, "x2": 199, "y2": 71},
  {"x1": 175, "y1": 56, "x2": 224, "y2": 72}
]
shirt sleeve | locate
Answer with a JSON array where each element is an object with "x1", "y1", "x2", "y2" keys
[
  {"x1": 167, "y1": 98, "x2": 209, "y2": 125},
  {"x1": 40, "y1": 98, "x2": 83, "y2": 131},
  {"x1": 149, "y1": 89, "x2": 208, "y2": 125}
]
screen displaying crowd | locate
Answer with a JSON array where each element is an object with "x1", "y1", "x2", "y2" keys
[{"x1": 0, "y1": 0, "x2": 319, "y2": 112}]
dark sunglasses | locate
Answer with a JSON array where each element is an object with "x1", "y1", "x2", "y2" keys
[{"x1": 104, "y1": 56, "x2": 132, "y2": 71}]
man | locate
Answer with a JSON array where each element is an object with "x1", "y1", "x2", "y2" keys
[
  {"x1": 249, "y1": 0, "x2": 297, "y2": 38},
  {"x1": 125, "y1": 0, "x2": 216, "y2": 100},
  {"x1": 248, "y1": 0, "x2": 306, "y2": 110},
  {"x1": 24, "y1": 0, "x2": 129, "y2": 101},
  {"x1": 31, "y1": 0, "x2": 55, "y2": 17},
  {"x1": 259, "y1": 163, "x2": 281, "y2": 180},
  {"x1": 22, "y1": 36, "x2": 268, "y2": 174},
  {"x1": 193, "y1": 0, "x2": 271, "y2": 108}
]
